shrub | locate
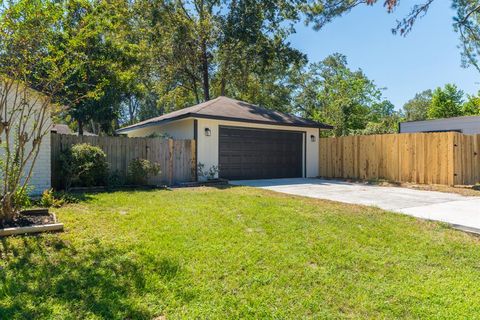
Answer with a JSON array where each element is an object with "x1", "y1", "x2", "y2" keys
[
  {"x1": 107, "y1": 170, "x2": 125, "y2": 188},
  {"x1": 38, "y1": 189, "x2": 81, "y2": 208},
  {"x1": 39, "y1": 189, "x2": 64, "y2": 208},
  {"x1": 60, "y1": 143, "x2": 108, "y2": 188},
  {"x1": 12, "y1": 186, "x2": 32, "y2": 210},
  {"x1": 197, "y1": 162, "x2": 219, "y2": 181},
  {"x1": 127, "y1": 158, "x2": 161, "y2": 185}
]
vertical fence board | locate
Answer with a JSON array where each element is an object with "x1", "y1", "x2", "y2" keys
[
  {"x1": 319, "y1": 132, "x2": 480, "y2": 186},
  {"x1": 51, "y1": 134, "x2": 195, "y2": 188}
]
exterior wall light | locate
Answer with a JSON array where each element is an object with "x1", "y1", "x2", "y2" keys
[
  {"x1": 205, "y1": 128, "x2": 211, "y2": 136},
  {"x1": 310, "y1": 134, "x2": 316, "y2": 142}
]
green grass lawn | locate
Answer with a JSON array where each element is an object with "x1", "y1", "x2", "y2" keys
[{"x1": 1, "y1": 186, "x2": 480, "y2": 319}]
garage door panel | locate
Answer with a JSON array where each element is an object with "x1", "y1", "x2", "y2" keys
[{"x1": 219, "y1": 126, "x2": 303, "y2": 180}]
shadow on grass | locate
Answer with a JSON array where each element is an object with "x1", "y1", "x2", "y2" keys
[{"x1": 0, "y1": 236, "x2": 186, "y2": 319}]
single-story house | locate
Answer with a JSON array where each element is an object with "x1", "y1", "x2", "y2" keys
[
  {"x1": 117, "y1": 96, "x2": 332, "y2": 180},
  {"x1": 399, "y1": 115, "x2": 480, "y2": 134}
]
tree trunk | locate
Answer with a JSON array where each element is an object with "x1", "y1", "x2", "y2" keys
[
  {"x1": 220, "y1": 76, "x2": 226, "y2": 96},
  {"x1": 201, "y1": 39, "x2": 210, "y2": 101},
  {"x1": 192, "y1": 77, "x2": 200, "y2": 104},
  {"x1": 78, "y1": 120, "x2": 84, "y2": 136}
]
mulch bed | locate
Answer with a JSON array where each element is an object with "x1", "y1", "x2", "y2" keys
[{"x1": 1, "y1": 209, "x2": 55, "y2": 229}]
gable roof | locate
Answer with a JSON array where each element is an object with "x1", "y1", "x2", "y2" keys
[{"x1": 117, "y1": 96, "x2": 332, "y2": 133}]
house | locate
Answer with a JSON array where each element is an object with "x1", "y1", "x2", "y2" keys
[
  {"x1": 117, "y1": 96, "x2": 332, "y2": 180},
  {"x1": 399, "y1": 115, "x2": 480, "y2": 134}
]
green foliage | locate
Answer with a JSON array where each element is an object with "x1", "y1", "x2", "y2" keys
[
  {"x1": 428, "y1": 84, "x2": 464, "y2": 119},
  {"x1": 462, "y1": 92, "x2": 480, "y2": 115},
  {"x1": 11, "y1": 187, "x2": 32, "y2": 211},
  {"x1": 38, "y1": 189, "x2": 80, "y2": 208},
  {"x1": 197, "y1": 162, "x2": 219, "y2": 180},
  {"x1": 295, "y1": 53, "x2": 400, "y2": 136},
  {"x1": 402, "y1": 90, "x2": 432, "y2": 121},
  {"x1": 107, "y1": 170, "x2": 125, "y2": 188},
  {"x1": 127, "y1": 158, "x2": 161, "y2": 185},
  {"x1": 60, "y1": 143, "x2": 109, "y2": 188},
  {"x1": 39, "y1": 189, "x2": 64, "y2": 208}
]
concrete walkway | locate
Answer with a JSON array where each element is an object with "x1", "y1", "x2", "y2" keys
[{"x1": 230, "y1": 178, "x2": 480, "y2": 233}]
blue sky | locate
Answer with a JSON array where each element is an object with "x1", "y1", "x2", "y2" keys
[{"x1": 288, "y1": 1, "x2": 480, "y2": 109}]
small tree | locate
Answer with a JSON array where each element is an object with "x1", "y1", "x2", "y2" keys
[
  {"x1": 0, "y1": 0, "x2": 84, "y2": 224},
  {"x1": 0, "y1": 78, "x2": 54, "y2": 223}
]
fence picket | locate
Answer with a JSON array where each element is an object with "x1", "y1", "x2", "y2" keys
[
  {"x1": 51, "y1": 134, "x2": 195, "y2": 188},
  {"x1": 319, "y1": 132, "x2": 480, "y2": 186}
]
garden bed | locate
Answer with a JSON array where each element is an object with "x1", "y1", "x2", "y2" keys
[{"x1": 0, "y1": 208, "x2": 63, "y2": 237}]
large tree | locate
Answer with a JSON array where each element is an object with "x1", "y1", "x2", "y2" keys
[
  {"x1": 428, "y1": 83, "x2": 464, "y2": 118},
  {"x1": 294, "y1": 53, "x2": 395, "y2": 136},
  {"x1": 402, "y1": 90, "x2": 433, "y2": 121},
  {"x1": 137, "y1": 0, "x2": 306, "y2": 115},
  {"x1": 52, "y1": 0, "x2": 144, "y2": 135},
  {"x1": 463, "y1": 91, "x2": 480, "y2": 114}
]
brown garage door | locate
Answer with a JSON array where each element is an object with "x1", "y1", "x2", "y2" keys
[{"x1": 219, "y1": 126, "x2": 303, "y2": 180}]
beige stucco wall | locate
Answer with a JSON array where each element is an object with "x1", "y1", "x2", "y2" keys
[
  {"x1": 124, "y1": 117, "x2": 320, "y2": 179},
  {"x1": 196, "y1": 118, "x2": 319, "y2": 178},
  {"x1": 126, "y1": 118, "x2": 195, "y2": 139}
]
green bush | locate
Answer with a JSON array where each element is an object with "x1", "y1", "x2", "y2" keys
[
  {"x1": 107, "y1": 170, "x2": 125, "y2": 188},
  {"x1": 39, "y1": 189, "x2": 64, "y2": 208},
  {"x1": 38, "y1": 189, "x2": 81, "y2": 208},
  {"x1": 12, "y1": 186, "x2": 32, "y2": 210},
  {"x1": 127, "y1": 158, "x2": 161, "y2": 185},
  {"x1": 60, "y1": 143, "x2": 108, "y2": 188}
]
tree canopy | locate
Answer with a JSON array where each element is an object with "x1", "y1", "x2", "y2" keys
[
  {"x1": 1, "y1": 0, "x2": 479, "y2": 136},
  {"x1": 294, "y1": 53, "x2": 400, "y2": 136}
]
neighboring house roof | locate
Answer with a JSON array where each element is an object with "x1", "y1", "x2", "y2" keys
[
  {"x1": 400, "y1": 115, "x2": 480, "y2": 124},
  {"x1": 51, "y1": 124, "x2": 73, "y2": 135},
  {"x1": 117, "y1": 96, "x2": 333, "y2": 133},
  {"x1": 51, "y1": 124, "x2": 97, "y2": 136}
]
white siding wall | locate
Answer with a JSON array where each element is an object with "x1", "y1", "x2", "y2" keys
[
  {"x1": 400, "y1": 116, "x2": 480, "y2": 134},
  {"x1": 0, "y1": 84, "x2": 51, "y2": 195},
  {"x1": 29, "y1": 137, "x2": 51, "y2": 194}
]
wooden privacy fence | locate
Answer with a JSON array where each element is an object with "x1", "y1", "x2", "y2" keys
[
  {"x1": 319, "y1": 132, "x2": 480, "y2": 186},
  {"x1": 51, "y1": 134, "x2": 196, "y2": 189}
]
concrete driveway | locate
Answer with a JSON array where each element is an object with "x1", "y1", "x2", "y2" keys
[{"x1": 230, "y1": 178, "x2": 480, "y2": 233}]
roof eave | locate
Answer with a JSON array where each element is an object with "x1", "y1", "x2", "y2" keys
[
  {"x1": 116, "y1": 113, "x2": 333, "y2": 134},
  {"x1": 116, "y1": 114, "x2": 193, "y2": 134}
]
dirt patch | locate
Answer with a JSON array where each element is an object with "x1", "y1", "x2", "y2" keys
[
  {"x1": 376, "y1": 181, "x2": 480, "y2": 197},
  {"x1": 2, "y1": 211, "x2": 55, "y2": 228}
]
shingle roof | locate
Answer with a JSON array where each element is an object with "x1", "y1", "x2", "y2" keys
[
  {"x1": 51, "y1": 124, "x2": 97, "y2": 136},
  {"x1": 117, "y1": 96, "x2": 332, "y2": 133}
]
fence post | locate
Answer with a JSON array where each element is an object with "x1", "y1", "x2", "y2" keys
[
  {"x1": 191, "y1": 139, "x2": 197, "y2": 181},
  {"x1": 168, "y1": 139, "x2": 174, "y2": 185}
]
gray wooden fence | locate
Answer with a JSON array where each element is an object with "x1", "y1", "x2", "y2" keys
[{"x1": 51, "y1": 133, "x2": 196, "y2": 189}]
